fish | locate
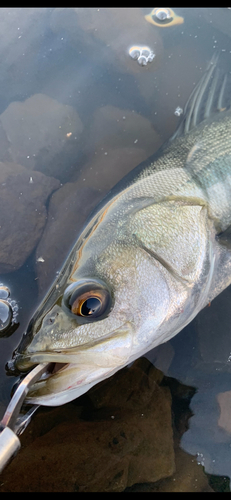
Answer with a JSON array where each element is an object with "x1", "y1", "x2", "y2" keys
[{"x1": 11, "y1": 53, "x2": 231, "y2": 406}]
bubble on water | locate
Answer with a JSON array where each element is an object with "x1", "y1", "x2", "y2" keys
[
  {"x1": 0, "y1": 285, "x2": 19, "y2": 333},
  {"x1": 155, "y1": 8, "x2": 172, "y2": 22},
  {"x1": 129, "y1": 45, "x2": 155, "y2": 67},
  {"x1": 0, "y1": 286, "x2": 10, "y2": 299},
  {"x1": 145, "y1": 8, "x2": 184, "y2": 28},
  {"x1": 196, "y1": 451, "x2": 205, "y2": 467},
  {"x1": 0, "y1": 300, "x2": 13, "y2": 332},
  {"x1": 129, "y1": 46, "x2": 140, "y2": 60},
  {"x1": 147, "y1": 52, "x2": 155, "y2": 62},
  {"x1": 141, "y1": 47, "x2": 151, "y2": 58},
  {"x1": 174, "y1": 106, "x2": 183, "y2": 117},
  {"x1": 138, "y1": 55, "x2": 148, "y2": 66}
]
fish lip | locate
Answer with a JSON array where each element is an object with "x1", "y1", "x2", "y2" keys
[
  {"x1": 10, "y1": 355, "x2": 70, "y2": 380},
  {"x1": 13, "y1": 322, "x2": 134, "y2": 397},
  {"x1": 14, "y1": 321, "x2": 134, "y2": 369}
]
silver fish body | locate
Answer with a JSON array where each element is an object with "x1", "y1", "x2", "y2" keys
[{"x1": 13, "y1": 56, "x2": 231, "y2": 405}]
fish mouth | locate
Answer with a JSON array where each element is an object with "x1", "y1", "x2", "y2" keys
[{"x1": 13, "y1": 325, "x2": 135, "y2": 406}]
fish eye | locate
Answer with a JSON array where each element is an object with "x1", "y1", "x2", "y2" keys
[
  {"x1": 62, "y1": 279, "x2": 112, "y2": 322},
  {"x1": 71, "y1": 291, "x2": 104, "y2": 317}
]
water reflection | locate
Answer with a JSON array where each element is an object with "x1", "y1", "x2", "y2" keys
[{"x1": 0, "y1": 7, "x2": 231, "y2": 491}]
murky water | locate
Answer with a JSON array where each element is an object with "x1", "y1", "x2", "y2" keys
[{"x1": 0, "y1": 7, "x2": 231, "y2": 491}]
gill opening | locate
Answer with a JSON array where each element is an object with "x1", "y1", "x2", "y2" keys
[{"x1": 133, "y1": 234, "x2": 193, "y2": 287}]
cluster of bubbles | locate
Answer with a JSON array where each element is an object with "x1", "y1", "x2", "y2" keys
[
  {"x1": 174, "y1": 106, "x2": 183, "y2": 117},
  {"x1": 0, "y1": 284, "x2": 19, "y2": 333},
  {"x1": 196, "y1": 451, "x2": 205, "y2": 467},
  {"x1": 129, "y1": 45, "x2": 155, "y2": 67}
]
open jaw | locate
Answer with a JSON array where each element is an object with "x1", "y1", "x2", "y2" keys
[
  {"x1": 16, "y1": 327, "x2": 135, "y2": 406},
  {"x1": 25, "y1": 361, "x2": 123, "y2": 406}
]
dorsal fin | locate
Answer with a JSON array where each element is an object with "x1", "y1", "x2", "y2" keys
[{"x1": 171, "y1": 52, "x2": 231, "y2": 140}]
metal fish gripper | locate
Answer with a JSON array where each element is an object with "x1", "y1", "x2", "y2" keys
[{"x1": 0, "y1": 363, "x2": 51, "y2": 473}]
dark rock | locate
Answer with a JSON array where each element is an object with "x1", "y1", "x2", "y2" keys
[{"x1": 0, "y1": 161, "x2": 60, "y2": 273}]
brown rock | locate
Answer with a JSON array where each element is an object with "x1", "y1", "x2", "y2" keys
[
  {"x1": 88, "y1": 356, "x2": 165, "y2": 410},
  {"x1": 72, "y1": 147, "x2": 150, "y2": 192},
  {"x1": 0, "y1": 161, "x2": 60, "y2": 273},
  {"x1": 153, "y1": 447, "x2": 214, "y2": 492},
  {"x1": 0, "y1": 359, "x2": 174, "y2": 492},
  {"x1": 79, "y1": 105, "x2": 161, "y2": 161},
  {"x1": 126, "y1": 448, "x2": 213, "y2": 492},
  {"x1": 0, "y1": 94, "x2": 83, "y2": 179}
]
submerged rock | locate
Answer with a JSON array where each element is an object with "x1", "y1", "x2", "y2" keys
[
  {"x1": 125, "y1": 448, "x2": 213, "y2": 492},
  {"x1": 0, "y1": 93, "x2": 83, "y2": 180},
  {"x1": 0, "y1": 161, "x2": 60, "y2": 273},
  {"x1": 72, "y1": 147, "x2": 149, "y2": 192},
  {"x1": 79, "y1": 105, "x2": 161, "y2": 160},
  {"x1": 70, "y1": 104, "x2": 162, "y2": 188},
  {"x1": 0, "y1": 357, "x2": 216, "y2": 492},
  {"x1": 0, "y1": 358, "x2": 174, "y2": 492}
]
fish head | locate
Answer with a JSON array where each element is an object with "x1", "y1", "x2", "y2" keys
[
  {"x1": 13, "y1": 174, "x2": 211, "y2": 406},
  {"x1": 13, "y1": 199, "x2": 185, "y2": 406}
]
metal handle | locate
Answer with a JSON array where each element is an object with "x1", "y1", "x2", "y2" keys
[
  {"x1": 0, "y1": 362, "x2": 51, "y2": 473},
  {"x1": 0, "y1": 427, "x2": 20, "y2": 473},
  {"x1": 1, "y1": 363, "x2": 49, "y2": 431}
]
